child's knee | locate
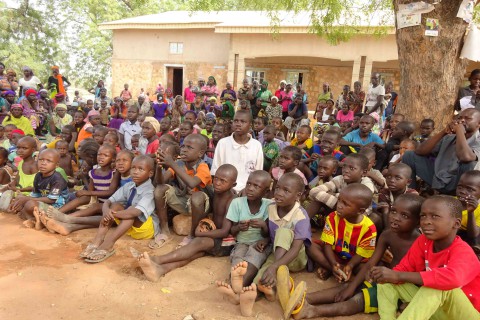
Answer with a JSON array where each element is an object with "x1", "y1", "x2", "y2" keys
[
  {"x1": 190, "y1": 192, "x2": 207, "y2": 210},
  {"x1": 23, "y1": 200, "x2": 37, "y2": 213},
  {"x1": 154, "y1": 184, "x2": 170, "y2": 201},
  {"x1": 110, "y1": 202, "x2": 125, "y2": 211}
]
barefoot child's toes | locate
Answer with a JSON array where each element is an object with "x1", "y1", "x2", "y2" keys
[
  {"x1": 316, "y1": 267, "x2": 331, "y2": 281},
  {"x1": 22, "y1": 219, "x2": 35, "y2": 229},
  {"x1": 240, "y1": 283, "x2": 257, "y2": 317},
  {"x1": 216, "y1": 281, "x2": 240, "y2": 305},
  {"x1": 258, "y1": 282, "x2": 276, "y2": 302},
  {"x1": 32, "y1": 206, "x2": 44, "y2": 230},
  {"x1": 231, "y1": 261, "x2": 248, "y2": 294},
  {"x1": 137, "y1": 252, "x2": 165, "y2": 282}
]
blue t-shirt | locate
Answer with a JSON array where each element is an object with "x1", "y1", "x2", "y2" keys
[
  {"x1": 343, "y1": 129, "x2": 384, "y2": 151},
  {"x1": 287, "y1": 102, "x2": 308, "y2": 119}
]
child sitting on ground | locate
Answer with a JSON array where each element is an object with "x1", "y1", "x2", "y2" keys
[
  {"x1": 73, "y1": 139, "x2": 99, "y2": 187},
  {"x1": 291, "y1": 125, "x2": 313, "y2": 153},
  {"x1": 215, "y1": 171, "x2": 273, "y2": 316},
  {"x1": 10, "y1": 136, "x2": 37, "y2": 194},
  {"x1": 60, "y1": 144, "x2": 119, "y2": 216},
  {"x1": 455, "y1": 170, "x2": 480, "y2": 250},
  {"x1": 271, "y1": 116, "x2": 287, "y2": 142},
  {"x1": 285, "y1": 194, "x2": 424, "y2": 319},
  {"x1": 262, "y1": 125, "x2": 280, "y2": 172},
  {"x1": 306, "y1": 153, "x2": 374, "y2": 219},
  {"x1": 92, "y1": 125, "x2": 109, "y2": 146},
  {"x1": 358, "y1": 147, "x2": 386, "y2": 195},
  {"x1": 139, "y1": 116, "x2": 160, "y2": 156},
  {"x1": 307, "y1": 183, "x2": 376, "y2": 281},
  {"x1": 115, "y1": 150, "x2": 134, "y2": 187},
  {"x1": 134, "y1": 164, "x2": 237, "y2": 280},
  {"x1": 389, "y1": 139, "x2": 417, "y2": 164},
  {"x1": 308, "y1": 155, "x2": 339, "y2": 189},
  {"x1": 153, "y1": 134, "x2": 213, "y2": 248},
  {"x1": 55, "y1": 139, "x2": 76, "y2": 178},
  {"x1": 374, "y1": 196, "x2": 480, "y2": 320},
  {"x1": 244, "y1": 173, "x2": 311, "y2": 316},
  {"x1": 413, "y1": 118, "x2": 435, "y2": 143},
  {"x1": 271, "y1": 146, "x2": 308, "y2": 191},
  {"x1": 2, "y1": 124, "x2": 17, "y2": 150},
  {"x1": 11, "y1": 149, "x2": 68, "y2": 229},
  {"x1": 206, "y1": 123, "x2": 224, "y2": 159},
  {"x1": 177, "y1": 120, "x2": 194, "y2": 146}
]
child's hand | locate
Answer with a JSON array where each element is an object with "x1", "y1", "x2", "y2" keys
[
  {"x1": 260, "y1": 266, "x2": 277, "y2": 287},
  {"x1": 310, "y1": 153, "x2": 321, "y2": 160},
  {"x1": 254, "y1": 238, "x2": 269, "y2": 252},
  {"x1": 249, "y1": 219, "x2": 265, "y2": 229},
  {"x1": 332, "y1": 263, "x2": 348, "y2": 283},
  {"x1": 157, "y1": 149, "x2": 175, "y2": 167},
  {"x1": 343, "y1": 264, "x2": 353, "y2": 282},
  {"x1": 462, "y1": 195, "x2": 478, "y2": 213},
  {"x1": 369, "y1": 266, "x2": 399, "y2": 284},
  {"x1": 238, "y1": 220, "x2": 250, "y2": 231},
  {"x1": 377, "y1": 202, "x2": 390, "y2": 215}
]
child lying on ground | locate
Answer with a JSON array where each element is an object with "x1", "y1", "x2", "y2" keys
[{"x1": 134, "y1": 164, "x2": 237, "y2": 281}]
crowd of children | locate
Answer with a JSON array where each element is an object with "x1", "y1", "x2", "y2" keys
[{"x1": 1, "y1": 67, "x2": 480, "y2": 319}]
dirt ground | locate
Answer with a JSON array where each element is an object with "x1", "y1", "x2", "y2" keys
[{"x1": 0, "y1": 213, "x2": 378, "y2": 320}]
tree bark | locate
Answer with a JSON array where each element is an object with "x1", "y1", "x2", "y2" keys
[{"x1": 393, "y1": 0, "x2": 470, "y2": 129}]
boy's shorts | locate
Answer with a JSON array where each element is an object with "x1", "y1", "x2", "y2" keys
[
  {"x1": 115, "y1": 216, "x2": 155, "y2": 240},
  {"x1": 360, "y1": 281, "x2": 378, "y2": 313},
  {"x1": 163, "y1": 185, "x2": 210, "y2": 214},
  {"x1": 206, "y1": 237, "x2": 234, "y2": 257},
  {"x1": 230, "y1": 242, "x2": 273, "y2": 269}
]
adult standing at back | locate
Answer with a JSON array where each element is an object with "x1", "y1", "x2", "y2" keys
[
  {"x1": 279, "y1": 82, "x2": 294, "y2": 120},
  {"x1": 364, "y1": 73, "x2": 385, "y2": 118},
  {"x1": 347, "y1": 81, "x2": 365, "y2": 114},
  {"x1": 18, "y1": 66, "x2": 42, "y2": 97},
  {"x1": 403, "y1": 108, "x2": 480, "y2": 194},
  {"x1": 48, "y1": 66, "x2": 70, "y2": 98}
]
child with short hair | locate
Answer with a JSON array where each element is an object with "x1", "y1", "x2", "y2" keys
[
  {"x1": 291, "y1": 125, "x2": 313, "y2": 152},
  {"x1": 8, "y1": 129, "x2": 25, "y2": 165},
  {"x1": 11, "y1": 136, "x2": 37, "y2": 194},
  {"x1": 308, "y1": 183, "x2": 377, "y2": 281},
  {"x1": 271, "y1": 116, "x2": 286, "y2": 142},
  {"x1": 118, "y1": 105, "x2": 141, "y2": 150},
  {"x1": 157, "y1": 117, "x2": 173, "y2": 138},
  {"x1": 308, "y1": 155, "x2": 339, "y2": 189},
  {"x1": 184, "y1": 111, "x2": 202, "y2": 132},
  {"x1": 413, "y1": 118, "x2": 435, "y2": 143},
  {"x1": 359, "y1": 147, "x2": 386, "y2": 193},
  {"x1": 262, "y1": 125, "x2": 280, "y2": 172},
  {"x1": 104, "y1": 132, "x2": 121, "y2": 152},
  {"x1": 130, "y1": 134, "x2": 140, "y2": 153},
  {"x1": 2, "y1": 124, "x2": 17, "y2": 150},
  {"x1": 253, "y1": 117, "x2": 267, "y2": 142},
  {"x1": 0, "y1": 125, "x2": 6, "y2": 146},
  {"x1": 271, "y1": 146, "x2": 308, "y2": 190},
  {"x1": 244, "y1": 173, "x2": 311, "y2": 316},
  {"x1": 206, "y1": 123, "x2": 224, "y2": 159},
  {"x1": 374, "y1": 196, "x2": 480, "y2": 319},
  {"x1": 92, "y1": 125, "x2": 109, "y2": 146},
  {"x1": 200, "y1": 118, "x2": 215, "y2": 139},
  {"x1": 98, "y1": 100, "x2": 110, "y2": 126},
  {"x1": 55, "y1": 140, "x2": 76, "y2": 178},
  {"x1": 177, "y1": 120, "x2": 194, "y2": 145},
  {"x1": 115, "y1": 150, "x2": 134, "y2": 187},
  {"x1": 456, "y1": 170, "x2": 480, "y2": 248},
  {"x1": 154, "y1": 134, "x2": 213, "y2": 248},
  {"x1": 389, "y1": 139, "x2": 417, "y2": 164},
  {"x1": 11, "y1": 149, "x2": 68, "y2": 229},
  {"x1": 285, "y1": 194, "x2": 424, "y2": 319},
  {"x1": 378, "y1": 163, "x2": 418, "y2": 215},
  {"x1": 304, "y1": 129, "x2": 345, "y2": 180}
]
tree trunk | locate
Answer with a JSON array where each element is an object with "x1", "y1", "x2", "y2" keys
[{"x1": 394, "y1": 0, "x2": 469, "y2": 129}]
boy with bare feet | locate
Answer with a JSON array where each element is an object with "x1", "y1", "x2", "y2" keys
[
  {"x1": 153, "y1": 134, "x2": 212, "y2": 248},
  {"x1": 10, "y1": 149, "x2": 68, "y2": 229},
  {"x1": 134, "y1": 164, "x2": 237, "y2": 281},
  {"x1": 216, "y1": 170, "x2": 273, "y2": 316},
  {"x1": 307, "y1": 183, "x2": 376, "y2": 283},
  {"x1": 284, "y1": 194, "x2": 423, "y2": 319},
  {"x1": 239, "y1": 173, "x2": 311, "y2": 316}
]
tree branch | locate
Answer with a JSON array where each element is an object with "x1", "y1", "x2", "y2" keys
[{"x1": 119, "y1": 0, "x2": 133, "y2": 11}]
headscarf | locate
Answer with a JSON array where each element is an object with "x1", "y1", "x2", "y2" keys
[
  {"x1": 6, "y1": 69, "x2": 16, "y2": 77},
  {"x1": 208, "y1": 76, "x2": 217, "y2": 86},
  {"x1": 25, "y1": 89, "x2": 37, "y2": 97},
  {"x1": 3, "y1": 90, "x2": 15, "y2": 97},
  {"x1": 280, "y1": 80, "x2": 287, "y2": 85},
  {"x1": 51, "y1": 66, "x2": 66, "y2": 94},
  {"x1": 11, "y1": 104, "x2": 23, "y2": 110},
  {"x1": 39, "y1": 89, "x2": 48, "y2": 94},
  {"x1": 22, "y1": 66, "x2": 34, "y2": 75},
  {"x1": 209, "y1": 97, "x2": 217, "y2": 102},
  {"x1": 55, "y1": 103, "x2": 67, "y2": 111},
  {"x1": 12, "y1": 129, "x2": 25, "y2": 136},
  {"x1": 258, "y1": 80, "x2": 268, "y2": 94},
  {"x1": 85, "y1": 110, "x2": 100, "y2": 124},
  {"x1": 165, "y1": 88, "x2": 173, "y2": 98},
  {"x1": 52, "y1": 104, "x2": 72, "y2": 130},
  {"x1": 55, "y1": 93, "x2": 65, "y2": 99},
  {"x1": 143, "y1": 116, "x2": 160, "y2": 133}
]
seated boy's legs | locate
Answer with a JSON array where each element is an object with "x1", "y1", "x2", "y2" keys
[
  {"x1": 231, "y1": 243, "x2": 273, "y2": 289},
  {"x1": 401, "y1": 151, "x2": 434, "y2": 189},
  {"x1": 306, "y1": 241, "x2": 332, "y2": 280},
  {"x1": 70, "y1": 202, "x2": 103, "y2": 217},
  {"x1": 154, "y1": 184, "x2": 172, "y2": 237},
  {"x1": 59, "y1": 195, "x2": 91, "y2": 213},
  {"x1": 189, "y1": 191, "x2": 210, "y2": 237},
  {"x1": 19, "y1": 199, "x2": 42, "y2": 229}
]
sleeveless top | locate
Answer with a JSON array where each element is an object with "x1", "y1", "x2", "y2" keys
[
  {"x1": 18, "y1": 160, "x2": 36, "y2": 195},
  {"x1": 88, "y1": 169, "x2": 114, "y2": 200}
]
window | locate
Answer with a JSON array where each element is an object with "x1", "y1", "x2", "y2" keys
[
  {"x1": 245, "y1": 70, "x2": 265, "y2": 83},
  {"x1": 169, "y1": 42, "x2": 183, "y2": 54},
  {"x1": 285, "y1": 72, "x2": 304, "y2": 87}
]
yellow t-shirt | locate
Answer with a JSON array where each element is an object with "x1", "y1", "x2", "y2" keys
[{"x1": 461, "y1": 205, "x2": 480, "y2": 231}]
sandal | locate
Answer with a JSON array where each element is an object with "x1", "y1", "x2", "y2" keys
[
  {"x1": 79, "y1": 244, "x2": 98, "y2": 258},
  {"x1": 148, "y1": 233, "x2": 172, "y2": 249},
  {"x1": 284, "y1": 281, "x2": 307, "y2": 320},
  {"x1": 84, "y1": 249, "x2": 116, "y2": 263},
  {"x1": 175, "y1": 236, "x2": 193, "y2": 249},
  {"x1": 277, "y1": 265, "x2": 294, "y2": 312}
]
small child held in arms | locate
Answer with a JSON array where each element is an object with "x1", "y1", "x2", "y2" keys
[
  {"x1": 455, "y1": 170, "x2": 480, "y2": 249},
  {"x1": 215, "y1": 171, "x2": 273, "y2": 316},
  {"x1": 413, "y1": 118, "x2": 435, "y2": 143},
  {"x1": 286, "y1": 194, "x2": 424, "y2": 319},
  {"x1": 153, "y1": 134, "x2": 212, "y2": 248},
  {"x1": 135, "y1": 164, "x2": 237, "y2": 280},
  {"x1": 389, "y1": 139, "x2": 417, "y2": 164},
  {"x1": 374, "y1": 196, "x2": 480, "y2": 320},
  {"x1": 11, "y1": 149, "x2": 68, "y2": 229},
  {"x1": 308, "y1": 183, "x2": 376, "y2": 281},
  {"x1": 271, "y1": 146, "x2": 308, "y2": 191},
  {"x1": 262, "y1": 125, "x2": 280, "y2": 172},
  {"x1": 244, "y1": 173, "x2": 311, "y2": 316}
]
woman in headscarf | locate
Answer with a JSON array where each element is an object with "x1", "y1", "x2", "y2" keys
[
  {"x1": 165, "y1": 88, "x2": 174, "y2": 106},
  {"x1": 20, "y1": 89, "x2": 41, "y2": 132},
  {"x1": 77, "y1": 110, "x2": 101, "y2": 145},
  {"x1": 2, "y1": 104, "x2": 35, "y2": 136},
  {"x1": 237, "y1": 79, "x2": 253, "y2": 109},
  {"x1": 256, "y1": 79, "x2": 273, "y2": 111},
  {"x1": 170, "y1": 95, "x2": 187, "y2": 119},
  {"x1": 48, "y1": 103, "x2": 73, "y2": 136},
  {"x1": 1, "y1": 90, "x2": 16, "y2": 111},
  {"x1": 220, "y1": 82, "x2": 237, "y2": 104},
  {"x1": 47, "y1": 66, "x2": 71, "y2": 98},
  {"x1": 316, "y1": 82, "x2": 334, "y2": 107},
  {"x1": 201, "y1": 76, "x2": 219, "y2": 102},
  {"x1": 347, "y1": 81, "x2": 365, "y2": 114},
  {"x1": 138, "y1": 116, "x2": 160, "y2": 155},
  {"x1": 18, "y1": 66, "x2": 42, "y2": 97},
  {"x1": 184, "y1": 80, "x2": 196, "y2": 104}
]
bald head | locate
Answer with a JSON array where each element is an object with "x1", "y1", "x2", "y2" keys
[
  {"x1": 341, "y1": 183, "x2": 373, "y2": 208},
  {"x1": 279, "y1": 172, "x2": 305, "y2": 193},
  {"x1": 39, "y1": 148, "x2": 60, "y2": 162},
  {"x1": 216, "y1": 164, "x2": 238, "y2": 181},
  {"x1": 133, "y1": 154, "x2": 154, "y2": 171},
  {"x1": 184, "y1": 134, "x2": 207, "y2": 151},
  {"x1": 18, "y1": 136, "x2": 37, "y2": 148}
]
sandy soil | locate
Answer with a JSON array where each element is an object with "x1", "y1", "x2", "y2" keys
[{"x1": 0, "y1": 213, "x2": 378, "y2": 320}]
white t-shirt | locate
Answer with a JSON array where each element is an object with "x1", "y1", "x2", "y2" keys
[
  {"x1": 365, "y1": 85, "x2": 385, "y2": 111},
  {"x1": 18, "y1": 76, "x2": 42, "y2": 93},
  {"x1": 211, "y1": 134, "x2": 264, "y2": 192}
]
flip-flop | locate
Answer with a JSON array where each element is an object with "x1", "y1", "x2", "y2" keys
[
  {"x1": 277, "y1": 265, "x2": 294, "y2": 312},
  {"x1": 79, "y1": 244, "x2": 98, "y2": 258},
  {"x1": 148, "y1": 233, "x2": 172, "y2": 249},
  {"x1": 84, "y1": 249, "x2": 116, "y2": 263},
  {"x1": 175, "y1": 236, "x2": 193, "y2": 249},
  {"x1": 284, "y1": 281, "x2": 306, "y2": 320}
]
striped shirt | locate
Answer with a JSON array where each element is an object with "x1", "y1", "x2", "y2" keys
[
  {"x1": 88, "y1": 169, "x2": 114, "y2": 199},
  {"x1": 321, "y1": 212, "x2": 377, "y2": 261}
]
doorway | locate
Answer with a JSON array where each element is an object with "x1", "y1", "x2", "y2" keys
[{"x1": 166, "y1": 67, "x2": 184, "y2": 97}]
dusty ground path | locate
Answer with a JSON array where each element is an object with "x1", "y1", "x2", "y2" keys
[{"x1": 0, "y1": 213, "x2": 377, "y2": 320}]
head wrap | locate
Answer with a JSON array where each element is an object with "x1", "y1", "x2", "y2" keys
[
  {"x1": 25, "y1": 89, "x2": 37, "y2": 97},
  {"x1": 11, "y1": 104, "x2": 23, "y2": 110},
  {"x1": 165, "y1": 88, "x2": 173, "y2": 96},
  {"x1": 11, "y1": 129, "x2": 25, "y2": 136},
  {"x1": 85, "y1": 110, "x2": 100, "y2": 123},
  {"x1": 209, "y1": 97, "x2": 217, "y2": 102},
  {"x1": 39, "y1": 89, "x2": 48, "y2": 94},
  {"x1": 22, "y1": 66, "x2": 33, "y2": 74},
  {"x1": 208, "y1": 76, "x2": 217, "y2": 86},
  {"x1": 3, "y1": 90, "x2": 15, "y2": 96},
  {"x1": 51, "y1": 66, "x2": 59, "y2": 71},
  {"x1": 6, "y1": 69, "x2": 16, "y2": 76},
  {"x1": 271, "y1": 96, "x2": 279, "y2": 102},
  {"x1": 55, "y1": 93, "x2": 65, "y2": 99},
  {"x1": 55, "y1": 104, "x2": 67, "y2": 111},
  {"x1": 143, "y1": 116, "x2": 160, "y2": 133},
  {"x1": 280, "y1": 80, "x2": 287, "y2": 85}
]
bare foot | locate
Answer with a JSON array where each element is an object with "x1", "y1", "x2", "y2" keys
[
  {"x1": 32, "y1": 206, "x2": 44, "y2": 230},
  {"x1": 231, "y1": 261, "x2": 248, "y2": 294},
  {"x1": 257, "y1": 282, "x2": 276, "y2": 302},
  {"x1": 316, "y1": 267, "x2": 331, "y2": 281},
  {"x1": 292, "y1": 298, "x2": 312, "y2": 320},
  {"x1": 38, "y1": 211, "x2": 56, "y2": 234},
  {"x1": 43, "y1": 203, "x2": 70, "y2": 223},
  {"x1": 215, "y1": 280, "x2": 240, "y2": 305},
  {"x1": 137, "y1": 252, "x2": 166, "y2": 282},
  {"x1": 40, "y1": 213, "x2": 72, "y2": 235},
  {"x1": 22, "y1": 219, "x2": 35, "y2": 229},
  {"x1": 240, "y1": 283, "x2": 257, "y2": 317}
]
